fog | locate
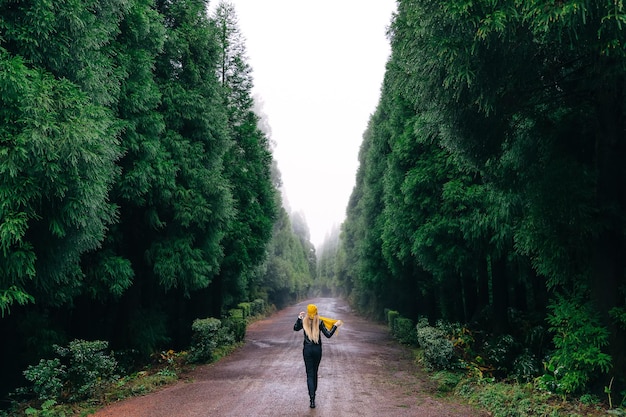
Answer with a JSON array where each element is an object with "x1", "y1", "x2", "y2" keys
[{"x1": 212, "y1": 0, "x2": 397, "y2": 248}]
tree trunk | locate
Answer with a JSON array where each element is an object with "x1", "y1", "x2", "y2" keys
[
  {"x1": 491, "y1": 253, "x2": 509, "y2": 333},
  {"x1": 591, "y1": 64, "x2": 626, "y2": 385},
  {"x1": 463, "y1": 270, "x2": 479, "y2": 323},
  {"x1": 476, "y1": 255, "x2": 491, "y2": 319}
]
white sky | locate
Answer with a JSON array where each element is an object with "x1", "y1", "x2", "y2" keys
[{"x1": 211, "y1": 0, "x2": 397, "y2": 248}]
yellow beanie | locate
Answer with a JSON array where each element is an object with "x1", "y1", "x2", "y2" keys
[{"x1": 307, "y1": 304, "x2": 341, "y2": 332}]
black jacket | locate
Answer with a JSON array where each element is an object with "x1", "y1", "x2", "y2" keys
[{"x1": 294, "y1": 317, "x2": 337, "y2": 346}]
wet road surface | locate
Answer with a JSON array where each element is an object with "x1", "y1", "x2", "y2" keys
[{"x1": 90, "y1": 297, "x2": 487, "y2": 417}]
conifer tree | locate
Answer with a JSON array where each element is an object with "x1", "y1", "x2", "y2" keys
[
  {"x1": 340, "y1": 0, "x2": 626, "y2": 392},
  {"x1": 0, "y1": 0, "x2": 125, "y2": 308},
  {"x1": 210, "y1": 1, "x2": 277, "y2": 308}
]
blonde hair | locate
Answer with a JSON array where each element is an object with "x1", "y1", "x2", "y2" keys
[{"x1": 302, "y1": 314, "x2": 320, "y2": 344}]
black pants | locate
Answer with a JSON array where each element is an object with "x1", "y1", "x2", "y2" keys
[{"x1": 303, "y1": 343, "x2": 322, "y2": 398}]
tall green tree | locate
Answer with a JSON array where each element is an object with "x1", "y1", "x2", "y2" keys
[
  {"x1": 0, "y1": 50, "x2": 120, "y2": 306},
  {"x1": 340, "y1": 0, "x2": 626, "y2": 394},
  {"x1": 145, "y1": 0, "x2": 232, "y2": 294},
  {"x1": 78, "y1": 0, "x2": 167, "y2": 304},
  {"x1": 210, "y1": 1, "x2": 277, "y2": 309},
  {"x1": 340, "y1": 115, "x2": 395, "y2": 317},
  {"x1": 0, "y1": 0, "x2": 125, "y2": 309},
  {"x1": 1, "y1": 0, "x2": 127, "y2": 391},
  {"x1": 256, "y1": 204, "x2": 313, "y2": 308},
  {"x1": 290, "y1": 211, "x2": 316, "y2": 278},
  {"x1": 315, "y1": 225, "x2": 340, "y2": 297}
]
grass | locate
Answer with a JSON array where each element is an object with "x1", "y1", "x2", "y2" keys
[{"x1": 428, "y1": 369, "x2": 614, "y2": 417}]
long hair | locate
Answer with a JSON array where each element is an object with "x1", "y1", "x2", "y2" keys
[{"x1": 302, "y1": 314, "x2": 320, "y2": 344}]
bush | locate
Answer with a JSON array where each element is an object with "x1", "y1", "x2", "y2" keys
[
  {"x1": 386, "y1": 310, "x2": 400, "y2": 333},
  {"x1": 482, "y1": 334, "x2": 517, "y2": 375},
  {"x1": 58, "y1": 340, "x2": 118, "y2": 401},
  {"x1": 23, "y1": 399, "x2": 65, "y2": 417},
  {"x1": 511, "y1": 350, "x2": 540, "y2": 383},
  {"x1": 188, "y1": 318, "x2": 223, "y2": 364},
  {"x1": 251, "y1": 299, "x2": 265, "y2": 316},
  {"x1": 394, "y1": 317, "x2": 418, "y2": 345},
  {"x1": 229, "y1": 308, "x2": 244, "y2": 320},
  {"x1": 237, "y1": 302, "x2": 251, "y2": 318},
  {"x1": 189, "y1": 315, "x2": 248, "y2": 363},
  {"x1": 416, "y1": 318, "x2": 456, "y2": 370},
  {"x1": 223, "y1": 317, "x2": 246, "y2": 343},
  {"x1": 431, "y1": 370, "x2": 464, "y2": 393},
  {"x1": 22, "y1": 359, "x2": 66, "y2": 401},
  {"x1": 23, "y1": 340, "x2": 118, "y2": 403},
  {"x1": 538, "y1": 293, "x2": 612, "y2": 396}
]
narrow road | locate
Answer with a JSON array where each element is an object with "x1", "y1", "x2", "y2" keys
[{"x1": 90, "y1": 298, "x2": 487, "y2": 416}]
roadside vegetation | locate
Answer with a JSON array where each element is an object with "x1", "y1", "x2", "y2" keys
[
  {"x1": 385, "y1": 309, "x2": 622, "y2": 417},
  {"x1": 5, "y1": 302, "x2": 620, "y2": 417},
  {"x1": 1, "y1": 302, "x2": 274, "y2": 417}
]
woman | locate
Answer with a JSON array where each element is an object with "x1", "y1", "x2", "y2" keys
[{"x1": 293, "y1": 304, "x2": 343, "y2": 408}]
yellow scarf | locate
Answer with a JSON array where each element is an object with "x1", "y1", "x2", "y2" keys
[{"x1": 319, "y1": 316, "x2": 339, "y2": 332}]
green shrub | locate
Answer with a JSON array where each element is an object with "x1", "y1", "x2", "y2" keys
[
  {"x1": 217, "y1": 322, "x2": 235, "y2": 346},
  {"x1": 58, "y1": 340, "x2": 118, "y2": 401},
  {"x1": 24, "y1": 399, "x2": 64, "y2": 417},
  {"x1": 538, "y1": 293, "x2": 612, "y2": 396},
  {"x1": 189, "y1": 314, "x2": 248, "y2": 363},
  {"x1": 229, "y1": 308, "x2": 244, "y2": 320},
  {"x1": 416, "y1": 318, "x2": 456, "y2": 370},
  {"x1": 482, "y1": 334, "x2": 516, "y2": 374},
  {"x1": 188, "y1": 318, "x2": 222, "y2": 363},
  {"x1": 223, "y1": 317, "x2": 246, "y2": 343},
  {"x1": 251, "y1": 299, "x2": 265, "y2": 316},
  {"x1": 23, "y1": 359, "x2": 66, "y2": 401},
  {"x1": 237, "y1": 302, "x2": 251, "y2": 318},
  {"x1": 511, "y1": 350, "x2": 540, "y2": 383},
  {"x1": 23, "y1": 340, "x2": 118, "y2": 403},
  {"x1": 394, "y1": 317, "x2": 418, "y2": 345},
  {"x1": 386, "y1": 310, "x2": 399, "y2": 333}
]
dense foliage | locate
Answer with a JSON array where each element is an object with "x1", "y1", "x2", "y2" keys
[
  {"x1": 0, "y1": 0, "x2": 313, "y2": 404},
  {"x1": 326, "y1": 0, "x2": 626, "y2": 401}
]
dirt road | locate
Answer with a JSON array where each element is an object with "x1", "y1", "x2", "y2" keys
[{"x1": 90, "y1": 298, "x2": 487, "y2": 417}]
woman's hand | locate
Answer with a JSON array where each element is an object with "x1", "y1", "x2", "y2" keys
[
  {"x1": 335, "y1": 320, "x2": 343, "y2": 327},
  {"x1": 298, "y1": 311, "x2": 305, "y2": 319}
]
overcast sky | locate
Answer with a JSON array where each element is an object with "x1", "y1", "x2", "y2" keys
[{"x1": 211, "y1": 0, "x2": 397, "y2": 248}]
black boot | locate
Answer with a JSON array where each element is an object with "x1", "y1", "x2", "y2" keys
[{"x1": 310, "y1": 396, "x2": 316, "y2": 408}]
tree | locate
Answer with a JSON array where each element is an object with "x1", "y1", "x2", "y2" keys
[
  {"x1": 340, "y1": 0, "x2": 626, "y2": 393},
  {"x1": 290, "y1": 211, "x2": 316, "y2": 278},
  {"x1": 0, "y1": 48, "x2": 121, "y2": 308},
  {"x1": 0, "y1": 44, "x2": 122, "y2": 399},
  {"x1": 340, "y1": 114, "x2": 395, "y2": 318},
  {"x1": 315, "y1": 224, "x2": 340, "y2": 297},
  {"x1": 210, "y1": 1, "x2": 277, "y2": 309},
  {"x1": 257, "y1": 204, "x2": 313, "y2": 308}
]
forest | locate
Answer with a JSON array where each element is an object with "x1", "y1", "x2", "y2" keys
[
  {"x1": 317, "y1": 0, "x2": 626, "y2": 403},
  {"x1": 2, "y1": 0, "x2": 626, "y2": 412},
  {"x1": 0, "y1": 0, "x2": 315, "y2": 404}
]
